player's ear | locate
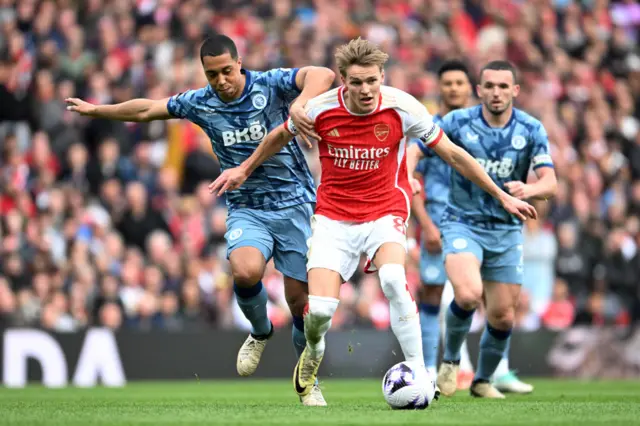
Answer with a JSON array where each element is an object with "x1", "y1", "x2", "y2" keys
[
  {"x1": 236, "y1": 56, "x2": 242, "y2": 68},
  {"x1": 340, "y1": 74, "x2": 346, "y2": 86},
  {"x1": 380, "y1": 70, "x2": 385, "y2": 84},
  {"x1": 475, "y1": 84, "x2": 482, "y2": 98},
  {"x1": 512, "y1": 84, "x2": 520, "y2": 98}
]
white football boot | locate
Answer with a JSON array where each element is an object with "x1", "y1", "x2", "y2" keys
[
  {"x1": 437, "y1": 361, "x2": 460, "y2": 397},
  {"x1": 236, "y1": 324, "x2": 273, "y2": 377},
  {"x1": 470, "y1": 380, "x2": 506, "y2": 399},
  {"x1": 492, "y1": 371, "x2": 534, "y2": 394},
  {"x1": 300, "y1": 383, "x2": 327, "y2": 407}
]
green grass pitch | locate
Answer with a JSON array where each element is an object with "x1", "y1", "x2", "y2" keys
[{"x1": 1, "y1": 379, "x2": 640, "y2": 425}]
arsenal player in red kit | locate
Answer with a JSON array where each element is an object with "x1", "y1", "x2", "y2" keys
[{"x1": 210, "y1": 37, "x2": 536, "y2": 404}]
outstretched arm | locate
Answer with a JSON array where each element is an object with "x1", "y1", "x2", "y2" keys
[
  {"x1": 66, "y1": 97, "x2": 173, "y2": 122},
  {"x1": 208, "y1": 124, "x2": 295, "y2": 196}
]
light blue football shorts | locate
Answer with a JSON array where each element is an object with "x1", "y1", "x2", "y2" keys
[
  {"x1": 420, "y1": 245, "x2": 447, "y2": 286},
  {"x1": 441, "y1": 222, "x2": 524, "y2": 285},
  {"x1": 225, "y1": 203, "x2": 314, "y2": 283}
]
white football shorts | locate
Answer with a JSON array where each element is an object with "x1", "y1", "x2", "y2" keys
[{"x1": 306, "y1": 214, "x2": 407, "y2": 281}]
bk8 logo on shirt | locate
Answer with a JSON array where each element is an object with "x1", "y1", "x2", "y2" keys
[
  {"x1": 475, "y1": 157, "x2": 515, "y2": 179},
  {"x1": 222, "y1": 121, "x2": 268, "y2": 146}
]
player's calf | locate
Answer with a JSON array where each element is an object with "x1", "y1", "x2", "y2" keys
[
  {"x1": 304, "y1": 295, "x2": 339, "y2": 359},
  {"x1": 418, "y1": 285, "x2": 444, "y2": 378},
  {"x1": 473, "y1": 288, "x2": 516, "y2": 394},
  {"x1": 379, "y1": 264, "x2": 424, "y2": 365},
  {"x1": 284, "y1": 277, "x2": 310, "y2": 359},
  {"x1": 438, "y1": 253, "x2": 482, "y2": 396},
  {"x1": 234, "y1": 280, "x2": 273, "y2": 377},
  {"x1": 442, "y1": 253, "x2": 482, "y2": 362},
  {"x1": 293, "y1": 295, "x2": 339, "y2": 397},
  {"x1": 230, "y1": 248, "x2": 271, "y2": 376}
]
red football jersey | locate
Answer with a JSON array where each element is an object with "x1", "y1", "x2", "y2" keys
[{"x1": 285, "y1": 86, "x2": 443, "y2": 223}]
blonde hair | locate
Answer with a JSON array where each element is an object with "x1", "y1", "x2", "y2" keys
[{"x1": 335, "y1": 37, "x2": 389, "y2": 77}]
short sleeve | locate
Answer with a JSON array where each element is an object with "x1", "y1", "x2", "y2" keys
[
  {"x1": 396, "y1": 92, "x2": 444, "y2": 154},
  {"x1": 167, "y1": 88, "x2": 208, "y2": 120},
  {"x1": 531, "y1": 123, "x2": 554, "y2": 170},
  {"x1": 263, "y1": 68, "x2": 301, "y2": 103}
]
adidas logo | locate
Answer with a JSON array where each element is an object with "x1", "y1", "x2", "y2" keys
[{"x1": 328, "y1": 128, "x2": 340, "y2": 137}]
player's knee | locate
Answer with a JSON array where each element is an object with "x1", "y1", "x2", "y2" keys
[
  {"x1": 453, "y1": 287, "x2": 482, "y2": 311},
  {"x1": 419, "y1": 285, "x2": 444, "y2": 306},
  {"x1": 378, "y1": 264, "x2": 409, "y2": 302},
  {"x1": 486, "y1": 306, "x2": 515, "y2": 330},
  {"x1": 284, "y1": 277, "x2": 309, "y2": 317},
  {"x1": 231, "y1": 264, "x2": 264, "y2": 287},
  {"x1": 286, "y1": 293, "x2": 308, "y2": 318}
]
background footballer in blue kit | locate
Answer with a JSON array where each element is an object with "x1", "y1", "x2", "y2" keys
[
  {"x1": 414, "y1": 113, "x2": 450, "y2": 286},
  {"x1": 436, "y1": 105, "x2": 553, "y2": 284},
  {"x1": 410, "y1": 60, "x2": 555, "y2": 398},
  {"x1": 166, "y1": 67, "x2": 317, "y2": 283}
]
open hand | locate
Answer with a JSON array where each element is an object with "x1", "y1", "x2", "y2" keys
[
  {"x1": 208, "y1": 167, "x2": 249, "y2": 196},
  {"x1": 500, "y1": 194, "x2": 537, "y2": 221},
  {"x1": 65, "y1": 98, "x2": 97, "y2": 116},
  {"x1": 504, "y1": 181, "x2": 532, "y2": 200},
  {"x1": 289, "y1": 102, "x2": 319, "y2": 149},
  {"x1": 423, "y1": 224, "x2": 442, "y2": 254}
]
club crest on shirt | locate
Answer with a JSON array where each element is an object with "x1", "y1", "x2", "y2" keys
[
  {"x1": 252, "y1": 93, "x2": 267, "y2": 110},
  {"x1": 511, "y1": 135, "x2": 526, "y2": 150},
  {"x1": 374, "y1": 123, "x2": 390, "y2": 141}
]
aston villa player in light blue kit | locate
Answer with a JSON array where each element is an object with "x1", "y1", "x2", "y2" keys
[
  {"x1": 66, "y1": 34, "x2": 335, "y2": 406},
  {"x1": 409, "y1": 60, "x2": 557, "y2": 398},
  {"x1": 412, "y1": 60, "x2": 535, "y2": 394}
]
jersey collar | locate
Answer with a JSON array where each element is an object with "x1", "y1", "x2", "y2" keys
[{"x1": 239, "y1": 68, "x2": 252, "y2": 98}]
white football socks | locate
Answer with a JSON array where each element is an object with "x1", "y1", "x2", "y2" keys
[
  {"x1": 304, "y1": 295, "x2": 339, "y2": 359},
  {"x1": 379, "y1": 264, "x2": 424, "y2": 365}
]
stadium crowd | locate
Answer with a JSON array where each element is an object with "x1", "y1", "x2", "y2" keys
[{"x1": 1, "y1": 0, "x2": 640, "y2": 333}]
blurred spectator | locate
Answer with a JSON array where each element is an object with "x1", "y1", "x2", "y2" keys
[
  {"x1": 0, "y1": 0, "x2": 639, "y2": 333},
  {"x1": 514, "y1": 290, "x2": 540, "y2": 332},
  {"x1": 523, "y1": 201, "x2": 558, "y2": 314},
  {"x1": 541, "y1": 278, "x2": 575, "y2": 331},
  {"x1": 555, "y1": 221, "x2": 592, "y2": 299}
]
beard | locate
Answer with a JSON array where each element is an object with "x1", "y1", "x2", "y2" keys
[{"x1": 486, "y1": 99, "x2": 512, "y2": 115}]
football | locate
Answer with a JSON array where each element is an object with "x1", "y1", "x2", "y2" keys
[{"x1": 381, "y1": 361, "x2": 436, "y2": 410}]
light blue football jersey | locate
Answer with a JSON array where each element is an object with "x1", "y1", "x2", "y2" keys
[
  {"x1": 433, "y1": 105, "x2": 553, "y2": 229},
  {"x1": 414, "y1": 114, "x2": 450, "y2": 227},
  {"x1": 167, "y1": 68, "x2": 316, "y2": 211}
]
